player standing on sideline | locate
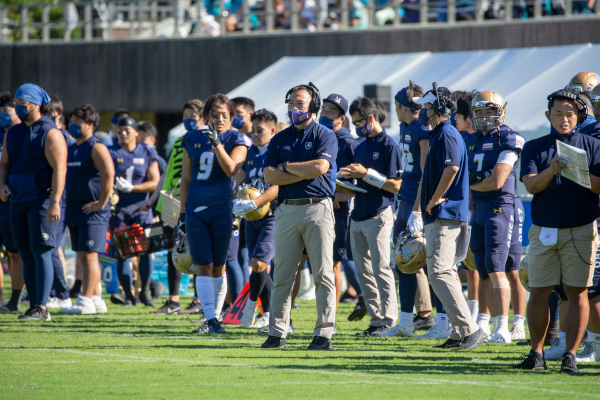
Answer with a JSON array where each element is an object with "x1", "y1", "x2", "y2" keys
[
  {"x1": 236, "y1": 109, "x2": 279, "y2": 328},
  {"x1": 180, "y1": 94, "x2": 250, "y2": 334},
  {"x1": 109, "y1": 117, "x2": 160, "y2": 307},
  {"x1": 0, "y1": 92, "x2": 24, "y2": 313},
  {"x1": 467, "y1": 92, "x2": 526, "y2": 344},
  {"x1": 60, "y1": 105, "x2": 113, "y2": 315},
  {"x1": 414, "y1": 84, "x2": 486, "y2": 350},
  {"x1": 108, "y1": 109, "x2": 131, "y2": 145},
  {"x1": 0, "y1": 83, "x2": 67, "y2": 321},
  {"x1": 261, "y1": 83, "x2": 337, "y2": 350},
  {"x1": 341, "y1": 97, "x2": 402, "y2": 337},
  {"x1": 231, "y1": 97, "x2": 255, "y2": 135}
]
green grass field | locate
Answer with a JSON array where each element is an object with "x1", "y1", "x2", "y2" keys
[{"x1": 1, "y1": 284, "x2": 599, "y2": 400}]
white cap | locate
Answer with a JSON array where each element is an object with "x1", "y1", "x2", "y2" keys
[{"x1": 412, "y1": 92, "x2": 437, "y2": 105}]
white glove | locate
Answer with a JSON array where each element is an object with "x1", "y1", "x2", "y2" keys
[
  {"x1": 115, "y1": 177, "x2": 134, "y2": 193},
  {"x1": 233, "y1": 199, "x2": 257, "y2": 217},
  {"x1": 407, "y1": 211, "x2": 423, "y2": 235}
]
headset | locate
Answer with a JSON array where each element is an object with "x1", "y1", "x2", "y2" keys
[
  {"x1": 285, "y1": 82, "x2": 322, "y2": 114},
  {"x1": 432, "y1": 82, "x2": 453, "y2": 117},
  {"x1": 547, "y1": 89, "x2": 587, "y2": 125}
]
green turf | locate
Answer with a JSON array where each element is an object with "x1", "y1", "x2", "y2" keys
[{"x1": 1, "y1": 284, "x2": 599, "y2": 399}]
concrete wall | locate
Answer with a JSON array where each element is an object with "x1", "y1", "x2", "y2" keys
[{"x1": 0, "y1": 17, "x2": 598, "y2": 112}]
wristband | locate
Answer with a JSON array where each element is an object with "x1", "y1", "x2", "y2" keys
[{"x1": 363, "y1": 168, "x2": 386, "y2": 189}]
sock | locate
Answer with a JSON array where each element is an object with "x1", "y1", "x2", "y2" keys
[
  {"x1": 212, "y1": 274, "x2": 227, "y2": 315},
  {"x1": 79, "y1": 295, "x2": 92, "y2": 303},
  {"x1": 477, "y1": 313, "x2": 490, "y2": 328},
  {"x1": 72, "y1": 279, "x2": 82, "y2": 293},
  {"x1": 435, "y1": 313, "x2": 448, "y2": 330},
  {"x1": 467, "y1": 300, "x2": 479, "y2": 321},
  {"x1": 258, "y1": 272, "x2": 272, "y2": 313},
  {"x1": 399, "y1": 311, "x2": 414, "y2": 327},
  {"x1": 117, "y1": 258, "x2": 134, "y2": 300},
  {"x1": 246, "y1": 299, "x2": 257, "y2": 313},
  {"x1": 497, "y1": 315, "x2": 509, "y2": 332},
  {"x1": 196, "y1": 276, "x2": 215, "y2": 321},
  {"x1": 9, "y1": 289, "x2": 22, "y2": 304},
  {"x1": 513, "y1": 314, "x2": 525, "y2": 329},
  {"x1": 589, "y1": 329, "x2": 600, "y2": 344},
  {"x1": 139, "y1": 255, "x2": 154, "y2": 292},
  {"x1": 249, "y1": 271, "x2": 266, "y2": 302},
  {"x1": 491, "y1": 316, "x2": 498, "y2": 334},
  {"x1": 92, "y1": 295, "x2": 102, "y2": 302}
]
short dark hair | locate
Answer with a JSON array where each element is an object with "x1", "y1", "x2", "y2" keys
[
  {"x1": 455, "y1": 90, "x2": 479, "y2": 119},
  {"x1": 137, "y1": 121, "x2": 158, "y2": 138},
  {"x1": 42, "y1": 97, "x2": 63, "y2": 117},
  {"x1": 114, "y1": 108, "x2": 130, "y2": 120},
  {"x1": 231, "y1": 97, "x2": 255, "y2": 112},
  {"x1": 374, "y1": 100, "x2": 387, "y2": 124},
  {"x1": 349, "y1": 96, "x2": 379, "y2": 122},
  {"x1": 70, "y1": 104, "x2": 100, "y2": 129},
  {"x1": 0, "y1": 92, "x2": 14, "y2": 108},
  {"x1": 183, "y1": 99, "x2": 204, "y2": 115},
  {"x1": 203, "y1": 94, "x2": 235, "y2": 120},
  {"x1": 250, "y1": 108, "x2": 277, "y2": 125},
  {"x1": 405, "y1": 80, "x2": 424, "y2": 111}
]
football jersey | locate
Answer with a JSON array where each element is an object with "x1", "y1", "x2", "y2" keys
[
  {"x1": 242, "y1": 145, "x2": 269, "y2": 184},
  {"x1": 398, "y1": 119, "x2": 430, "y2": 202},
  {"x1": 183, "y1": 129, "x2": 251, "y2": 212},
  {"x1": 109, "y1": 143, "x2": 158, "y2": 208},
  {"x1": 468, "y1": 124, "x2": 525, "y2": 204},
  {"x1": 66, "y1": 136, "x2": 110, "y2": 226}
]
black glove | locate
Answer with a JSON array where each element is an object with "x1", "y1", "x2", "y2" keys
[
  {"x1": 178, "y1": 213, "x2": 186, "y2": 233},
  {"x1": 469, "y1": 170, "x2": 491, "y2": 185},
  {"x1": 203, "y1": 122, "x2": 221, "y2": 147}
]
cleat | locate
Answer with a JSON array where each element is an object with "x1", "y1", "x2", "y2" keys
[
  {"x1": 382, "y1": 323, "x2": 415, "y2": 337},
  {"x1": 93, "y1": 297, "x2": 108, "y2": 314},
  {"x1": 416, "y1": 325, "x2": 451, "y2": 340},
  {"x1": 18, "y1": 306, "x2": 51, "y2": 321},
  {"x1": 192, "y1": 321, "x2": 209, "y2": 334},
  {"x1": 544, "y1": 337, "x2": 566, "y2": 361},
  {"x1": 261, "y1": 335, "x2": 286, "y2": 349},
  {"x1": 207, "y1": 318, "x2": 227, "y2": 334},
  {"x1": 138, "y1": 291, "x2": 156, "y2": 307},
  {"x1": 510, "y1": 325, "x2": 526, "y2": 341},
  {"x1": 252, "y1": 314, "x2": 269, "y2": 329},
  {"x1": 152, "y1": 300, "x2": 181, "y2": 315},
  {"x1": 514, "y1": 352, "x2": 547, "y2": 370},
  {"x1": 356, "y1": 325, "x2": 378, "y2": 336},
  {"x1": 149, "y1": 280, "x2": 166, "y2": 300},
  {"x1": 110, "y1": 293, "x2": 125, "y2": 305},
  {"x1": 561, "y1": 352, "x2": 578, "y2": 373},
  {"x1": 46, "y1": 297, "x2": 72, "y2": 309},
  {"x1": 192, "y1": 316, "x2": 206, "y2": 325},
  {"x1": 371, "y1": 326, "x2": 391, "y2": 337},
  {"x1": 576, "y1": 342, "x2": 599, "y2": 363},
  {"x1": 436, "y1": 338, "x2": 462, "y2": 349},
  {"x1": 308, "y1": 336, "x2": 332, "y2": 350},
  {"x1": 1, "y1": 300, "x2": 22, "y2": 313},
  {"x1": 347, "y1": 297, "x2": 368, "y2": 321},
  {"x1": 339, "y1": 292, "x2": 358, "y2": 304},
  {"x1": 489, "y1": 328, "x2": 512, "y2": 344},
  {"x1": 457, "y1": 329, "x2": 487, "y2": 350},
  {"x1": 240, "y1": 300, "x2": 257, "y2": 327},
  {"x1": 179, "y1": 300, "x2": 203, "y2": 314},
  {"x1": 413, "y1": 314, "x2": 435, "y2": 331},
  {"x1": 60, "y1": 297, "x2": 96, "y2": 315}
]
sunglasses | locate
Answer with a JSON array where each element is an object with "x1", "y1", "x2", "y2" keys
[{"x1": 351, "y1": 115, "x2": 369, "y2": 126}]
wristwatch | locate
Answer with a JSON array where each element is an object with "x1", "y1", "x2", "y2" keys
[{"x1": 282, "y1": 161, "x2": 289, "y2": 172}]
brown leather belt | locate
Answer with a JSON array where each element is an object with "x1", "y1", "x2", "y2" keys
[{"x1": 282, "y1": 198, "x2": 326, "y2": 206}]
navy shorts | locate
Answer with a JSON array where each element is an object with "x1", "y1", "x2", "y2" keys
[
  {"x1": 227, "y1": 226, "x2": 240, "y2": 262},
  {"x1": 470, "y1": 202, "x2": 514, "y2": 280},
  {"x1": 109, "y1": 203, "x2": 153, "y2": 230},
  {"x1": 186, "y1": 207, "x2": 232, "y2": 266},
  {"x1": 0, "y1": 203, "x2": 15, "y2": 253},
  {"x1": 505, "y1": 197, "x2": 524, "y2": 273},
  {"x1": 245, "y1": 216, "x2": 275, "y2": 264},
  {"x1": 334, "y1": 203, "x2": 350, "y2": 262},
  {"x1": 70, "y1": 224, "x2": 108, "y2": 253},
  {"x1": 10, "y1": 198, "x2": 60, "y2": 249},
  {"x1": 392, "y1": 199, "x2": 414, "y2": 240}
]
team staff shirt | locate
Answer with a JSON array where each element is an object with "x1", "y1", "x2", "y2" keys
[
  {"x1": 421, "y1": 120, "x2": 469, "y2": 225},
  {"x1": 398, "y1": 119, "x2": 430, "y2": 202},
  {"x1": 520, "y1": 128, "x2": 600, "y2": 228},
  {"x1": 263, "y1": 120, "x2": 337, "y2": 200},
  {"x1": 182, "y1": 129, "x2": 251, "y2": 212},
  {"x1": 468, "y1": 125, "x2": 525, "y2": 204},
  {"x1": 581, "y1": 119, "x2": 600, "y2": 138},
  {"x1": 66, "y1": 136, "x2": 110, "y2": 226},
  {"x1": 351, "y1": 130, "x2": 402, "y2": 222},
  {"x1": 109, "y1": 143, "x2": 158, "y2": 208},
  {"x1": 156, "y1": 136, "x2": 184, "y2": 213},
  {"x1": 334, "y1": 126, "x2": 360, "y2": 216}
]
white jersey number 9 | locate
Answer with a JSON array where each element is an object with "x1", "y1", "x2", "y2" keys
[{"x1": 197, "y1": 152, "x2": 215, "y2": 180}]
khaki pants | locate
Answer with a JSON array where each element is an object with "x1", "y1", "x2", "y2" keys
[
  {"x1": 415, "y1": 268, "x2": 432, "y2": 313},
  {"x1": 351, "y1": 207, "x2": 398, "y2": 327},
  {"x1": 425, "y1": 218, "x2": 478, "y2": 339},
  {"x1": 269, "y1": 199, "x2": 337, "y2": 339}
]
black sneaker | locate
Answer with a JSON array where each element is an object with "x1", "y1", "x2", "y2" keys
[
  {"x1": 356, "y1": 325, "x2": 378, "y2": 336},
  {"x1": 149, "y1": 280, "x2": 166, "y2": 300},
  {"x1": 339, "y1": 292, "x2": 358, "y2": 304},
  {"x1": 561, "y1": 352, "x2": 578, "y2": 373},
  {"x1": 514, "y1": 351, "x2": 547, "y2": 370},
  {"x1": 308, "y1": 336, "x2": 332, "y2": 350},
  {"x1": 456, "y1": 329, "x2": 487, "y2": 351},
  {"x1": 192, "y1": 316, "x2": 206, "y2": 325},
  {"x1": 1, "y1": 300, "x2": 22, "y2": 313},
  {"x1": 261, "y1": 335, "x2": 286, "y2": 349},
  {"x1": 110, "y1": 293, "x2": 125, "y2": 305},
  {"x1": 348, "y1": 297, "x2": 368, "y2": 321},
  {"x1": 192, "y1": 321, "x2": 209, "y2": 334},
  {"x1": 152, "y1": 300, "x2": 181, "y2": 314},
  {"x1": 18, "y1": 306, "x2": 51, "y2": 321},
  {"x1": 371, "y1": 326, "x2": 390, "y2": 337},
  {"x1": 413, "y1": 314, "x2": 435, "y2": 331},
  {"x1": 436, "y1": 338, "x2": 462, "y2": 349},
  {"x1": 180, "y1": 300, "x2": 203, "y2": 314},
  {"x1": 207, "y1": 318, "x2": 227, "y2": 334},
  {"x1": 139, "y1": 291, "x2": 156, "y2": 307}
]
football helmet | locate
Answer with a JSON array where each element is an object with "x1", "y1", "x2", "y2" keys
[
  {"x1": 235, "y1": 178, "x2": 270, "y2": 221},
  {"x1": 462, "y1": 247, "x2": 476, "y2": 271},
  {"x1": 393, "y1": 230, "x2": 427, "y2": 274},
  {"x1": 566, "y1": 72, "x2": 600, "y2": 94},
  {"x1": 470, "y1": 91, "x2": 506, "y2": 131},
  {"x1": 591, "y1": 84, "x2": 600, "y2": 104},
  {"x1": 109, "y1": 190, "x2": 119, "y2": 206},
  {"x1": 518, "y1": 250, "x2": 529, "y2": 292},
  {"x1": 171, "y1": 227, "x2": 195, "y2": 274}
]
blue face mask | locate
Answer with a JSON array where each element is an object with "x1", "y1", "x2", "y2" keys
[
  {"x1": 68, "y1": 123, "x2": 83, "y2": 138},
  {"x1": 183, "y1": 118, "x2": 198, "y2": 132},
  {"x1": 15, "y1": 105, "x2": 29, "y2": 121},
  {"x1": 356, "y1": 119, "x2": 373, "y2": 138},
  {"x1": 0, "y1": 113, "x2": 12, "y2": 128},
  {"x1": 232, "y1": 115, "x2": 245, "y2": 130},
  {"x1": 288, "y1": 110, "x2": 311, "y2": 126},
  {"x1": 318, "y1": 116, "x2": 334, "y2": 130},
  {"x1": 419, "y1": 108, "x2": 430, "y2": 127},
  {"x1": 551, "y1": 124, "x2": 578, "y2": 138}
]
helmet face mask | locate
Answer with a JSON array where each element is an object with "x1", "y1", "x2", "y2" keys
[
  {"x1": 470, "y1": 91, "x2": 506, "y2": 132},
  {"x1": 393, "y1": 230, "x2": 427, "y2": 274}
]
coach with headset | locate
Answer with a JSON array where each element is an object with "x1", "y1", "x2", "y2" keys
[{"x1": 262, "y1": 83, "x2": 338, "y2": 350}]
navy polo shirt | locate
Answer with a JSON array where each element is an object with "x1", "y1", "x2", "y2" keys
[
  {"x1": 264, "y1": 120, "x2": 337, "y2": 200},
  {"x1": 520, "y1": 129, "x2": 600, "y2": 228},
  {"x1": 421, "y1": 120, "x2": 469, "y2": 225},
  {"x1": 351, "y1": 130, "x2": 402, "y2": 222},
  {"x1": 581, "y1": 119, "x2": 600, "y2": 138}
]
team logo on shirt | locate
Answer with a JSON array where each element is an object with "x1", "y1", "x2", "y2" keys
[
  {"x1": 86, "y1": 240, "x2": 95, "y2": 248},
  {"x1": 247, "y1": 160, "x2": 254, "y2": 165},
  {"x1": 338, "y1": 248, "x2": 346, "y2": 257},
  {"x1": 117, "y1": 158, "x2": 124, "y2": 163},
  {"x1": 133, "y1": 158, "x2": 145, "y2": 165},
  {"x1": 41, "y1": 233, "x2": 49, "y2": 242},
  {"x1": 482, "y1": 143, "x2": 493, "y2": 150},
  {"x1": 194, "y1": 143, "x2": 201, "y2": 148},
  {"x1": 305, "y1": 142, "x2": 313, "y2": 150},
  {"x1": 405, "y1": 135, "x2": 411, "y2": 142},
  {"x1": 74, "y1": 149, "x2": 78, "y2": 156},
  {"x1": 373, "y1": 152, "x2": 380, "y2": 160},
  {"x1": 516, "y1": 136, "x2": 525, "y2": 149},
  {"x1": 494, "y1": 207, "x2": 502, "y2": 213},
  {"x1": 31, "y1": 132, "x2": 38, "y2": 140}
]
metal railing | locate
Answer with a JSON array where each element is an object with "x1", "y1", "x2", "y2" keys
[{"x1": 0, "y1": 0, "x2": 598, "y2": 43}]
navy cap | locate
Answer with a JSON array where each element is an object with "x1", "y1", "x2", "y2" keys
[
  {"x1": 118, "y1": 116, "x2": 137, "y2": 129},
  {"x1": 323, "y1": 93, "x2": 348, "y2": 115}
]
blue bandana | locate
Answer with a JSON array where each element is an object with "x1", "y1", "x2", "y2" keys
[
  {"x1": 15, "y1": 83, "x2": 51, "y2": 107},
  {"x1": 394, "y1": 88, "x2": 416, "y2": 110}
]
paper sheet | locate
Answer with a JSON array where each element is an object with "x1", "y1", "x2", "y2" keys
[{"x1": 556, "y1": 140, "x2": 591, "y2": 189}]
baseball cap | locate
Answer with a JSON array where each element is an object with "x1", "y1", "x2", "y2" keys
[{"x1": 323, "y1": 93, "x2": 348, "y2": 115}]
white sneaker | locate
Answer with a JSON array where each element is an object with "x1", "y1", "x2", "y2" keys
[
  {"x1": 47, "y1": 297, "x2": 72, "y2": 309},
  {"x1": 382, "y1": 323, "x2": 415, "y2": 337},
  {"x1": 478, "y1": 323, "x2": 491, "y2": 341},
  {"x1": 416, "y1": 325, "x2": 451, "y2": 340},
  {"x1": 93, "y1": 297, "x2": 108, "y2": 314},
  {"x1": 60, "y1": 297, "x2": 96, "y2": 315},
  {"x1": 489, "y1": 328, "x2": 512, "y2": 344},
  {"x1": 544, "y1": 336, "x2": 567, "y2": 361},
  {"x1": 252, "y1": 314, "x2": 269, "y2": 329},
  {"x1": 509, "y1": 325, "x2": 526, "y2": 341},
  {"x1": 240, "y1": 300, "x2": 257, "y2": 327},
  {"x1": 576, "y1": 342, "x2": 599, "y2": 363}
]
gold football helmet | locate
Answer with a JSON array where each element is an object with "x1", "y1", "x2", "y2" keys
[
  {"x1": 591, "y1": 84, "x2": 600, "y2": 104},
  {"x1": 470, "y1": 91, "x2": 507, "y2": 131},
  {"x1": 518, "y1": 250, "x2": 529, "y2": 292},
  {"x1": 235, "y1": 183, "x2": 270, "y2": 221},
  {"x1": 566, "y1": 71, "x2": 600, "y2": 94},
  {"x1": 171, "y1": 230, "x2": 195, "y2": 275},
  {"x1": 109, "y1": 190, "x2": 120, "y2": 206},
  {"x1": 393, "y1": 230, "x2": 427, "y2": 274},
  {"x1": 462, "y1": 247, "x2": 476, "y2": 271}
]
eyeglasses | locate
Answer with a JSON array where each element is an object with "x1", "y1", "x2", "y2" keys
[{"x1": 351, "y1": 115, "x2": 369, "y2": 126}]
